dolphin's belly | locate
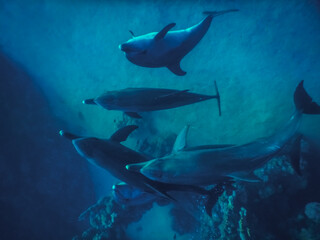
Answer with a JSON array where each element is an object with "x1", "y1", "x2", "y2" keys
[{"x1": 157, "y1": 32, "x2": 194, "y2": 63}]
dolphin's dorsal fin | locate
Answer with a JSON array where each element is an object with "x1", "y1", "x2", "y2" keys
[
  {"x1": 110, "y1": 125, "x2": 138, "y2": 142},
  {"x1": 154, "y1": 23, "x2": 176, "y2": 40},
  {"x1": 167, "y1": 61, "x2": 186, "y2": 76},
  {"x1": 172, "y1": 125, "x2": 190, "y2": 153}
]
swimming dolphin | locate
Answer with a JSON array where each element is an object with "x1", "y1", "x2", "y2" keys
[
  {"x1": 83, "y1": 80, "x2": 221, "y2": 118},
  {"x1": 119, "y1": 10, "x2": 238, "y2": 76},
  {"x1": 60, "y1": 125, "x2": 160, "y2": 193},
  {"x1": 127, "y1": 81, "x2": 320, "y2": 186},
  {"x1": 59, "y1": 125, "x2": 231, "y2": 215}
]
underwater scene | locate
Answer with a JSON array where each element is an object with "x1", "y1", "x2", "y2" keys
[{"x1": 1, "y1": 0, "x2": 320, "y2": 239}]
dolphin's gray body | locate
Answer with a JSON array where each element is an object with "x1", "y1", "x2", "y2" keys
[
  {"x1": 119, "y1": 10, "x2": 238, "y2": 76},
  {"x1": 59, "y1": 125, "x2": 231, "y2": 215},
  {"x1": 127, "y1": 81, "x2": 320, "y2": 186},
  {"x1": 60, "y1": 126, "x2": 154, "y2": 192},
  {"x1": 83, "y1": 81, "x2": 221, "y2": 118}
]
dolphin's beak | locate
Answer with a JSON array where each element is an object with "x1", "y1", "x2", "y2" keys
[
  {"x1": 119, "y1": 43, "x2": 127, "y2": 52},
  {"x1": 119, "y1": 43, "x2": 142, "y2": 54},
  {"x1": 126, "y1": 162, "x2": 147, "y2": 173},
  {"x1": 59, "y1": 130, "x2": 80, "y2": 140}
]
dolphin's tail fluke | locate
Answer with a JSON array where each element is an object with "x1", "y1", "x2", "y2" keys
[
  {"x1": 294, "y1": 80, "x2": 320, "y2": 114},
  {"x1": 59, "y1": 130, "x2": 80, "y2": 140},
  {"x1": 82, "y1": 99, "x2": 96, "y2": 105},
  {"x1": 213, "y1": 81, "x2": 222, "y2": 116},
  {"x1": 203, "y1": 9, "x2": 239, "y2": 18}
]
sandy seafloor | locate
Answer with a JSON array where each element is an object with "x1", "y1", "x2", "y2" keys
[{"x1": 0, "y1": 0, "x2": 320, "y2": 239}]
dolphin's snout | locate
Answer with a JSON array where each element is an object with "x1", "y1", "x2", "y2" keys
[
  {"x1": 119, "y1": 43, "x2": 128, "y2": 52},
  {"x1": 119, "y1": 43, "x2": 140, "y2": 53},
  {"x1": 59, "y1": 130, "x2": 65, "y2": 137},
  {"x1": 82, "y1": 99, "x2": 96, "y2": 105},
  {"x1": 59, "y1": 130, "x2": 80, "y2": 140},
  {"x1": 126, "y1": 162, "x2": 146, "y2": 172}
]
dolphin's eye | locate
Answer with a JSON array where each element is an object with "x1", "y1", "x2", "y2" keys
[{"x1": 140, "y1": 50, "x2": 148, "y2": 55}]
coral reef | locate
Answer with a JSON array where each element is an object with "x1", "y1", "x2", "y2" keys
[
  {"x1": 1, "y1": 1, "x2": 320, "y2": 239},
  {"x1": 305, "y1": 202, "x2": 320, "y2": 223},
  {"x1": 73, "y1": 196, "x2": 157, "y2": 240},
  {"x1": 73, "y1": 134, "x2": 320, "y2": 240}
]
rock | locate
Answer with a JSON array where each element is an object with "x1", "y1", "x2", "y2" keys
[{"x1": 305, "y1": 202, "x2": 320, "y2": 223}]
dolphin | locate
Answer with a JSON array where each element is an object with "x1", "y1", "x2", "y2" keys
[
  {"x1": 83, "y1": 80, "x2": 221, "y2": 118},
  {"x1": 59, "y1": 125, "x2": 160, "y2": 193},
  {"x1": 59, "y1": 125, "x2": 232, "y2": 215},
  {"x1": 119, "y1": 10, "x2": 238, "y2": 76},
  {"x1": 127, "y1": 81, "x2": 320, "y2": 186}
]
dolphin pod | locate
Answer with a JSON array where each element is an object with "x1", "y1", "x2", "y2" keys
[
  {"x1": 120, "y1": 10, "x2": 238, "y2": 75},
  {"x1": 59, "y1": 9, "x2": 319, "y2": 220},
  {"x1": 126, "y1": 81, "x2": 320, "y2": 186},
  {"x1": 60, "y1": 125, "x2": 234, "y2": 216}
]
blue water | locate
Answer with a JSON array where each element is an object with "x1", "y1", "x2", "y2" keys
[{"x1": 0, "y1": 0, "x2": 319, "y2": 239}]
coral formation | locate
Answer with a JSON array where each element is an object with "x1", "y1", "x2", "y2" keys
[
  {"x1": 305, "y1": 202, "x2": 320, "y2": 223},
  {"x1": 72, "y1": 133, "x2": 320, "y2": 240}
]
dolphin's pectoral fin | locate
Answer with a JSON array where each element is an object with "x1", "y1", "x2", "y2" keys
[
  {"x1": 110, "y1": 125, "x2": 138, "y2": 142},
  {"x1": 154, "y1": 23, "x2": 176, "y2": 40},
  {"x1": 125, "y1": 112, "x2": 142, "y2": 119},
  {"x1": 213, "y1": 81, "x2": 222, "y2": 116},
  {"x1": 226, "y1": 171, "x2": 261, "y2": 182},
  {"x1": 172, "y1": 125, "x2": 190, "y2": 153},
  {"x1": 167, "y1": 62, "x2": 186, "y2": 76}
]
